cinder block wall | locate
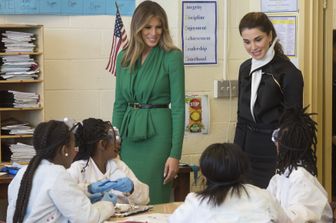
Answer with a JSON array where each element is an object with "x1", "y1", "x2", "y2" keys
[{"x1": 0, "y1": 0, "x2": 252, "y2": 192}]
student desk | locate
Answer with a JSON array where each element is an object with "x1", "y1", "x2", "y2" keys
[{"x1": 107, "y1": 202, "x2": 182, "y2": 222}]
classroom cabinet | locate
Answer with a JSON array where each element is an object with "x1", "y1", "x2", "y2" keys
[{"x1": 0, "y1": 24, "x2": 44, "y2": 164}]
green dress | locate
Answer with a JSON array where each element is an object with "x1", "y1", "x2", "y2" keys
[{"x1": 112, "y1": 46, "x2": 185, "y2": 204}]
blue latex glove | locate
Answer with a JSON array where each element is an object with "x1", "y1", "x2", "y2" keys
[
  {"x1": 110, "y1": 177, "x2": 134, "y2": 193},
  {"x1": 102, "y1": 192, "x2": 117, "y2": 205},
  {"x1": 88, "y1": 179, "x2": 115, "y2": 194},
  {"x1": 88, "y1": 192, "x2": 103, "y2": 203},
  {"x1": 0, "y1": 166, "x2": 19, "y2": 175}
]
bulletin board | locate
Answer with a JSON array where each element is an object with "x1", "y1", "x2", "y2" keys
[{"x1": 0, "y1": 0, "x2": 135, "y2": 16}]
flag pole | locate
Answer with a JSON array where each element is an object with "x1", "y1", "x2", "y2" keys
[
  {"x1": 115, "y1": 1, "x2": 119, "y2": 11},
  {"x1": 105, "y1": 0, "x2": 129, "y2": 76}
]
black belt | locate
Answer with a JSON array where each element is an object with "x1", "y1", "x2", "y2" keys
[
  {"x1": 247, "y1": 125, "x2": 274, "y2": 134},
  {"x1": 128, "y1": 103, "x2": 169, "y2": 109}
]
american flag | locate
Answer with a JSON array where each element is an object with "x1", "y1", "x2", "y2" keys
[{"x1": 105, "y1": 5, "x2": 128, "y2": 76}]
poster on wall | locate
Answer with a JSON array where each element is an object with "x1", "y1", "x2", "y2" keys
[
  {"x1": 185, "y1": 95, "x2": 209, "y2": 134},
  {"x1": 269, "y1": 16, "x2": 296, "y2": 57},
  {"x1": 182, "y1": 1, "x2": 217, "y2": 65},
  {"x1": 0, "y1": 0, "x2": 135, "y2": 15},
  {"x1": 261, "y1": 0, "x2": 298, "y2": 13}
]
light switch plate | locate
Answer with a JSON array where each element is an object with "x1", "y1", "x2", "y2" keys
[
  {"x1": 214, "y1": 80, "x2": 238, "y2": 98},
  {"x1": 214, "y1": 80, "x2": 230, "y2": 98}
]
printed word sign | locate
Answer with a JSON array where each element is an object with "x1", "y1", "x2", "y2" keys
[{"x1": 182, "y1": 1, "x2": 217, "y2": 65}]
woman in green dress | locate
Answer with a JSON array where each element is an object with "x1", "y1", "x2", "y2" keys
[{"x1": 112, "y1": 1, "x2": 185, "y2": 204}]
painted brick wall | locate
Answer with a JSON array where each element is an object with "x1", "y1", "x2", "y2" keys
[{"x1": 0, "y1": 0, "x2": 252, "y2": 191}]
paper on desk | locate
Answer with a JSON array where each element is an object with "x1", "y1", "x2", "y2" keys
[
  {"x1": 107, "y1": 213, "x2": 170, "y2": 223},
  {"x1": 0, "y1": 172, "x2": 7, "y2": 176}
]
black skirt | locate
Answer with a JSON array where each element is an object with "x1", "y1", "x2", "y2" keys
[{"x1": 234, "y1": 122, "x2": 277, "y2": 188}]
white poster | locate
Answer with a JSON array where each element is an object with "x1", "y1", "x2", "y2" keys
[
  {"x1": 269, "y1": 16, "x2": 296, "y2": 56},
  {"x1": 182, "y1": 1, "x2": 217, "y2": 65},
  {"x1": 261, "y1": 0, "x2": 298, "y2": 12}
]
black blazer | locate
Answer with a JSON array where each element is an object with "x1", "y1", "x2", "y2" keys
[{"x1": 236, "y1": 55, "x2": 303, "y2": 126}]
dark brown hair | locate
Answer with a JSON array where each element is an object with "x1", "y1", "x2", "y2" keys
[{"x1": 239, "y1": 12, "x2": 289, "y2": 61}]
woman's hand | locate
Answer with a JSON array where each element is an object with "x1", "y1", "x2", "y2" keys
[{"x1": 163, "y1": 157, "x2": 179, "y2": 184}]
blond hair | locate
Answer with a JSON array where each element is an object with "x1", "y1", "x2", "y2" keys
[{"x1": 121, "y1": 1, "x2": 178, "y2": 68}]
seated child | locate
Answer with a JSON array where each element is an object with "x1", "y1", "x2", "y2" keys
[
  {"x1": 67, "y1": 118, "x2": 149, "y2": 205},
  {"x1": 267, "y1": 107, "x2": 333, "y2": 222},
  {"x1": 169, "y1": 143, "x2": 291, "y2": 223},
  {"x1": 7, "y1": 120, "x2": 114, "y2": 223}
]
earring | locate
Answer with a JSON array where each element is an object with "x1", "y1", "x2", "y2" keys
[{"x1": 65, "y1": 153, "x2": 69, "y2": 157}]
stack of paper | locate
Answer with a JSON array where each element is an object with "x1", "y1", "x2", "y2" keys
[
  {"x1": 9, "y1": 142, "x2": 35, "y2": 163},
  {"x1": 0, "y1": 90, "x2": 39, "y2": 108},
  {"x1": 2, "y1": 125, "x2": 34, "y2": 135},
  {"x1": 0, "y1": 55, "x2": 39, "y2": 80},
  {"x1": 1, "y1": 31, "x2": 36, "y2": 52},
  {"x1": 1, "y1": 118, "x2": 34, "y2": 135}
]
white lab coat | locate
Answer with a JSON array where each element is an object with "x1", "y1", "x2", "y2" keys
[
  {"x1": 6, "y1": 159, "x2": 114, "y2": 223},
  {"x1": 67, "y1": 157, "x2": 149, "y2": 205},
  {"x1": 169, "y1": 184, "x2": 291, "y2": 223},
  {"x1": 267, "y1": 167, "x2": 333, "y2": 223}
]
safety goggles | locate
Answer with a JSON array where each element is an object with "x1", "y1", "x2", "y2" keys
[
  {"x1": 63, "y1": 117, "x2": 80, "y2": 132},
  {"x1": 97, "y1": 121, "x2": 121, "y2": 144},
  {"x1": 112, "y1": 126, "x2": 121, "y2": 144},
  {"x1": 63, "y1": 117, "x2": 80, "y2": 151},
  {"x1": 271, "y1": 128, "x2": 303, "y2": 151},
  {"x1": 271, "y1": 128, "x2": 280, "y2": 143}
]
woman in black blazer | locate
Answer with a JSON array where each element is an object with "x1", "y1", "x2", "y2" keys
[{"x1": 234, "y1": 12, "x2": 304, "y2": 188}]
